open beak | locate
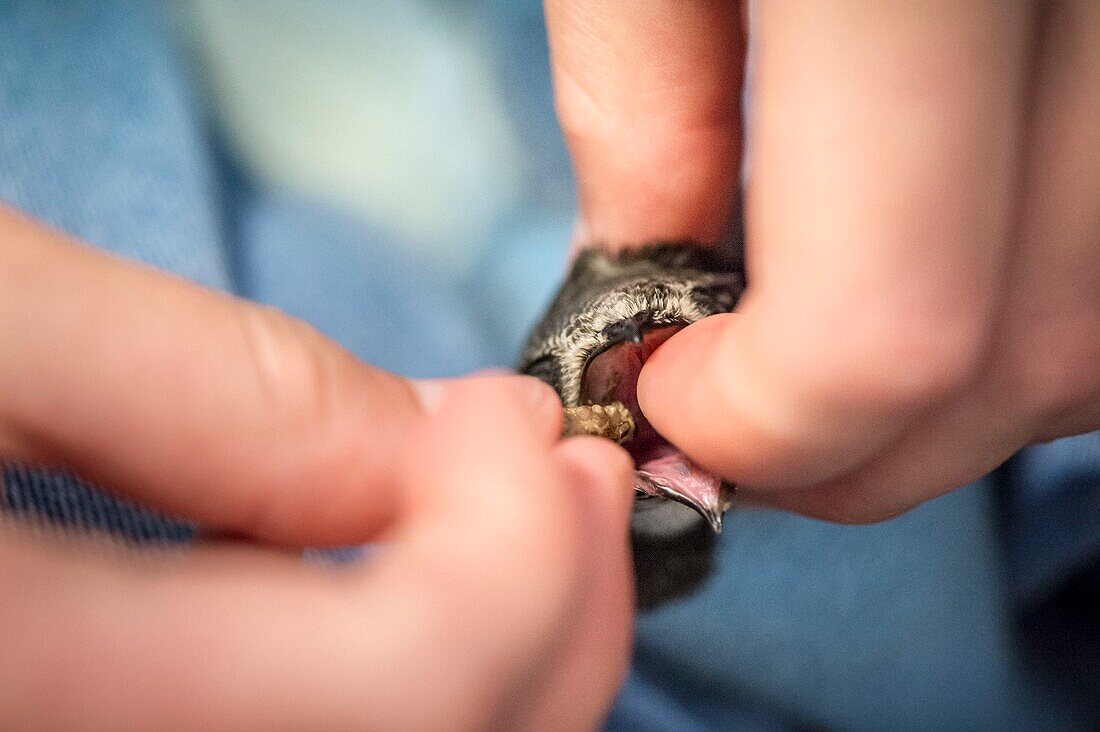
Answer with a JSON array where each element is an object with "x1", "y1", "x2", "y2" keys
[{"x1": 634, "y1": 468, "x2": 735, "y2": 533}]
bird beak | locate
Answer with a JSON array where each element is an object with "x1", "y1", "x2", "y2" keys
[
  {"x1": 601, "y1": 310, "x2": 651, "y2": 345},
  {"x1": 634, "y1": 473, "x2": 735, "y2": 533}
]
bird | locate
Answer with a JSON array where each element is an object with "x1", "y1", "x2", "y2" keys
[{"x1": 519, "y1": 241, "x2": 744, "y2": 609}]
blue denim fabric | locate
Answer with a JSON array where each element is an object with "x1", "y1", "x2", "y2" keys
[
  {"x1": 0, "y1": 0, "x2": 221, "y2": 544},
  {"x1": 0, "y1": 1, "x2": 230, "y2": 292},
  {"x1": 1005, "y1": 432, "x2": 1100, "y2": 608},
  {"x1": 228, "y1": 181, "x2": 504, "y2": 378},
  {"x1": 0, "y1": 1, "x2": 1096, "y2": 729},
  {"x1": 2, "y1": 463, "x2": 194, "y2": 544}
]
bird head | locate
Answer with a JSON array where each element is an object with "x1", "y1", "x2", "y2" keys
[{"x1": 519, "y1": 243, "x2": 743, "y2": 539}]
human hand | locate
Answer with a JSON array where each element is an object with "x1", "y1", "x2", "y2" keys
[
  {"x1": 0, "y1": 207, "x2": 635, "y2": 728},
  {"x1": 546, "y1": 1, "x2": 1100, "y2": 521}
]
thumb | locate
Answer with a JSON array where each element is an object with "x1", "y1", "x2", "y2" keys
[
  {"x1": 637, "y1": 311, "x2": 868, "y2": 491},
  {"x1": 638, "y1": 2, "x2": 1029, "y2": 493}
]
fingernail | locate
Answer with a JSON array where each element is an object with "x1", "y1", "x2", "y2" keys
[
  {"x1": 469, "y1": 367, "x2": 516, "y2": 379},
  {"x1": 568, "y1": 218, "x2": 591, "y2": 257},
  {"x1": 467, "y1": 369, "x2": 560, "y2": 414},
  {"x1": 638, "y1": 315, "x2": 729, "y2": 396},
  {"x1": 410, "y1": 379, "x2": 448, "y2": 415},
  {"x1": 515, "y1": 376, "x2": 561, "y2": 415}
]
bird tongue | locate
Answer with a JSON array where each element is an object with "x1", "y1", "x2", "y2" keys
[{"x1": 582, "y1": 325, "x2": 732, "y2": 533}]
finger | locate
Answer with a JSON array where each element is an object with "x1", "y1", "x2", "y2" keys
[
  {"x1": 1006, "y1": 0, "x2": 1100, "y2": 439},
  {"x1": 348, "y1": 377, "x2": 596, "y2": 729},
  {"x1": 0, "y1": 207, "x2": 415, "y2": 544},
  {"x1": 786, "y1": 10, "x2": 1100, "y2": 520},
  {"x1": 545, "y1": 0, "x2": 745, "y2": 246},
  {"x1": 779, "y1": 2, "x2": 1100, "y2": 523},
  {"x1": 746, "y1": 378, "x2": 1024, "y2": 523},
  {"x1": 0, "y1": 378, "x2": 579, "y2": 730},
  {"x1": 639, "y1": 2, "x2": 1035, "y2": 491},
  {"x1": 0, "y1": 208, "x2": 561, "y2": 545},
  {"x1": 521, "y1": 437, "x2": 635, "y2": 730}
]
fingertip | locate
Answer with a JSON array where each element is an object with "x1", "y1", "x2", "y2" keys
[
  {"x1": 399, "y1": 374, "x2": 569, "y2": 537},
  {"x1": 409, "y1": 379, "x2": 447, "y2": 414},
  {"x1": 637, "y1": 313, "x2": 741, "y2": 463},
  {"x1": 638, "y1": 313, "x2": 733, "y2": 406},
  {"x1": 638, "y1": 310, "x2": 880, "y2": 491},
  {"x1": 423, "y1": 373, "x2": 563, "y2": 436},
  {"x1": 516, "y1": 376, "x2": 566, "y2": 429},
  {"x1": 555, "y1": 437, "x2": 635, "y2": 527}
]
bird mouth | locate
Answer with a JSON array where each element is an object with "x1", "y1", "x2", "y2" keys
[{"x1": 580, "y1": 320, "x2": 733, "y2": 532}]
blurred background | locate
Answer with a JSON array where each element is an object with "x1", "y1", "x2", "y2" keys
[{"x1": 181, "y1": 0, "x2": 576, "y2": 374}]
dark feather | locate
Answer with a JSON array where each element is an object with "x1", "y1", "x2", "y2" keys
[{"x1": 519, "y1": 240, "x2": 744, "y2": 609}]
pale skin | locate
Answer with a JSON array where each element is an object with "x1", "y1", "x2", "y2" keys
[
  {"x1": 546, "y1": 0, "x2": 1100, "y2": 521},
  {"x1": 0, "y1": 207, "x2": 635, "y2": 729}
]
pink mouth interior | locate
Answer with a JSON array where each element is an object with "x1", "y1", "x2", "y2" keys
[{"x1": 582, "y1": 326, "x2": 726, "y2": 528}]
